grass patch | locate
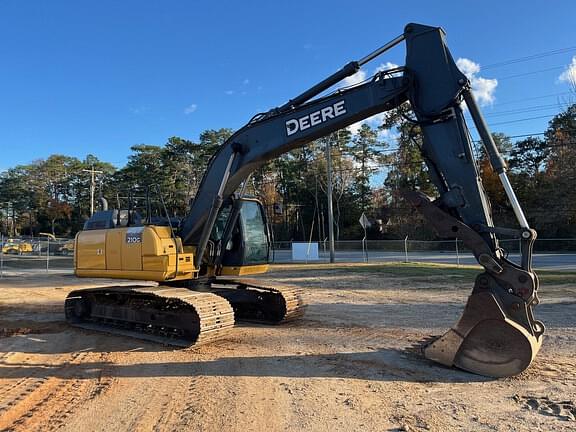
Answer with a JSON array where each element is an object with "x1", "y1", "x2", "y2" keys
[
  {"x1": 538, "y1": 271, "x2": 576, "y2": 286},
  {"x1": 270, "y1": 261, "x2": 576, "y2": 285}
]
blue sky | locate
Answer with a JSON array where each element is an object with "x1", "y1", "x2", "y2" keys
[{"x1": 1, "y1": 1, "x2": 575, "y2": 170}]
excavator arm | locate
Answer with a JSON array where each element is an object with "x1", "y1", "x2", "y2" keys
[{"x1": 178, "y1": 23, "x2": 543, "y2": 377}]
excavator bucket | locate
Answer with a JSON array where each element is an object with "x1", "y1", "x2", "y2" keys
[
  {"x1": 423, "y1": 291, "x2": 543, "y2": 377},
  {"x1": 402, "y1": 192, "x2": 544, "y2": 378}
]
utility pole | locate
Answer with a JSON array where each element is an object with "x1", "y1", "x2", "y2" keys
[
  {"x1": 82, "y1": 166, "x2": 103, "y2": 216},
  {"x1": 326, "y1": 134, "x2": 336, "y2": 263}
]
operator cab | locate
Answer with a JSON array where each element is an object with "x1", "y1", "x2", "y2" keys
[{"x1": 211, "y1": 197, "x2": 271, "y2": 268}]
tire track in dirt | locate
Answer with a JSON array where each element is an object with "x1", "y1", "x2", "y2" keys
[
  {"x1": 0, "y1": 351, "x2": 74, "y2": 415},
  {"x1": 122, "y1": 377, "x2": 181, "y2": 431},
  {"x1": 150, "y1": 375, "x2": 203, "y2": 431},
  {"x1": 7, "y1": 377, "x2": 90, "y2": 431},
  {"x1": 0, "y1": 352, "x2": 100, "y2": 432},
  {"x1": 86, "y1": 352, "x2": 116, "y2": 401},
  {"x1": 0, "y1": 377, "x2": 49, "y2": 414},
  {"x1": 144, "y1": 345, "x2": 276, "y2": 432},
  {"x1": 58, "y1": 353, "x2": 196, "y2": 432},
  {"x1": 150, "y1": 350, "x2": 226, "y2": 431},
  {"x1": 0, "y1": 351, "x2": 13, "y2": 363}
]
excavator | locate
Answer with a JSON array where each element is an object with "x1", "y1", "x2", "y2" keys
[{"x1": 66, "y1": 23, "x2": 544, "y2": 378}]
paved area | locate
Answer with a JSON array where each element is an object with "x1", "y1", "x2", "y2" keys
[{"x1": 272, "y1": 250, "x2": 576, "y2": 271}]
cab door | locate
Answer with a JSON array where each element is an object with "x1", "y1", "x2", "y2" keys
[{"x1": 221, "y1": 199, "x2": 270, "y2": 266}]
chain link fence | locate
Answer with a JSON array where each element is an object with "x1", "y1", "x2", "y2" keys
[
  {"x1": 2, "y1": 235, "x2": 576, "y2": 276},
  {"x1": 0, "y1": 234, "x2": 75, "y2": 277},
  {"x1": 271, "y1": 238, "x2": 576, "y2": 269}
]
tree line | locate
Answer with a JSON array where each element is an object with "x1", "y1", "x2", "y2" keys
[{"x1": 0, "y1": 104, "x2": 574, "y2": 240}]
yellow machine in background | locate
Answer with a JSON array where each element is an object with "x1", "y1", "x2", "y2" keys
[{"x1": 2, "y1": 239, "x2": 33, "y2": 255}]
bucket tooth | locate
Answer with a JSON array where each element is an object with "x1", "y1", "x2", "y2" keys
[{"x1": 423, "y1": 329, "x2": 464, "y2": 367}]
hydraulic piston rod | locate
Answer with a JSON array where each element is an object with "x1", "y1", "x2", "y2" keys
[
  {"x1": 279, "y1": 34, "x2": 405, "y2": 111},
  {"x1": 463, "y1": 90, "x2": 530, "y2": 229},
  {"x1": 357, "y1": 34, "x2": 405, "y2": 66}
]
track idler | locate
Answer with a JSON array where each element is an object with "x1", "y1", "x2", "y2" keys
[{"x1": 209, "y1": 278, "x2": 306, "y2": 323}]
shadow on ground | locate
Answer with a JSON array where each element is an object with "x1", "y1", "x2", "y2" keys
[{"x1": 0, "y1": 347, "x2": 492, "y2": 384}]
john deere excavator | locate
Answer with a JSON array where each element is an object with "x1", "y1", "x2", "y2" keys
[{"x1": 66, "y1": 23, "x2": 544, "y2": 378}]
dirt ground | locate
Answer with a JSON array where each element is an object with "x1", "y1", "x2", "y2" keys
[{"x1": 0, "y1": 264, "x2": 575, "y2": 432}]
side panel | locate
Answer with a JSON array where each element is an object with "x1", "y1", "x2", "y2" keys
[
  {"x1": 106, "y1": 230, "x2": 123, "y2": 270},
  {"x1": 121, "y1": 227, "x2": 143, "y2": 271},
  {"x1": 76, "y1": 230, "x2": 106, "y2": 270}
]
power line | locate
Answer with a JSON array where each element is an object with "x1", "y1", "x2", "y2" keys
[
  {"x1": 469, "y1": 103, "x2": 563, "y2": 118},
  {"x1": 466, "y1": 114, "x2": 559, "y2": 132},
  {"x1": 482, "y1": 46, "x2": 576, "y2": 70},
  {"x1": 493, "y1": 91, "x2": 573, "y2": 107},
  {"x1": 486, "y1": 114, "x2": 558, "y2": 127},
  {"x1": 497, "y1": 65, "x2": 566, "y2": 81}
]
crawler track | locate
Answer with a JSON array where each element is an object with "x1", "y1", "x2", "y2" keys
[
  {"x1": 211, "y1": 278, "x2": 306, "y2": 324},
  {"x1": 65, "y1": 286, "x2": 235, "y2": 346}
]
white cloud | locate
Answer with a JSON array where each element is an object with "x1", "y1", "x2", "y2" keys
[
  {"x1": 559, "y1": 56, "x2": 576, "y2": 84},
  {"x1": 225, "y1": 90, "x2": 235, "y2": 95},
  {"x1": 346, "y1": 63, "x2": 401, "y2": 134},
  {"x1": 456, "y1": 58, "x2": 498, "y2": 106},
  {"x1": 184, "y1": 104, "x2": 197, "y2": 115},
  {"x1": 375, "y1": 62, "x2": 400, "y2": 73},
  {"x1": 343, "y1": 69, "x2": 366, "y2": 87},
  {"x1": 377, "y1": 127, "x2": 400, "y2": 142},
  {"x1": 347, "y1": 113, "x2": 387, "y2": 135},
  {"x1": 456, "y1": 58, "x2": 480, "y2": 76},
  {"x1": 243, "y1": 79, "x2": 250, "y2": 85}
]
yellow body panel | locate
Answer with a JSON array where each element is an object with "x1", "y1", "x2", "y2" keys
[
  {"x1": 75, "y1": 226, "x2": 197, "y2": 281},
  {"x1": 105, "y1": 230, "x2": 123, "y2": 269},
  {"x1": 122, "y1": 229, "x2": 142, "y2": 271},
  {"x1": 220, "y1": 264, "x2": 269, "y2": 276},
  {"x1": 76, "y1": 230, "x2": 106, "y2": 269}
]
